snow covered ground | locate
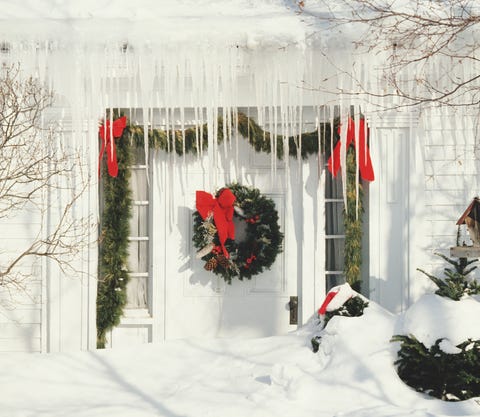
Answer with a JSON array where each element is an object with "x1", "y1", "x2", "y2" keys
[{"x1": 1, "y1": 300, "x2": 479, "y2": 417}]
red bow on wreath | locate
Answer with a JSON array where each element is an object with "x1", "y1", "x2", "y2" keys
[
  {"x1": 98, "y1": 116, "x2": 127, "y2": 178},
  {"x1": 327, "y1": 118, "x2": 374, "y2": 182},
  {"x1": 196, "y1": 188, "x2": 236, "y2": 258}
]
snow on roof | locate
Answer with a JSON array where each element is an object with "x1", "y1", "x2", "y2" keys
[
  {"x1": 0, "y1": 0, "x2": 328, "y2": 109},
  {"x1": 0, "y1": 0, "x2": 312, "y2": 48},
  {"x1": 1, "y1": 0, "x2": 477, "y2": 135}
]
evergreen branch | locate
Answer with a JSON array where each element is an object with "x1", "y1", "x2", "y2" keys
[
  {"x1": 127, "y1": 112, "x2": 334, "y2": 160},
  {"x1": 417, "y1": 267, "x2": 448, "y2": 291},
  {"x1": 463, "y1": 266, "x2": 477, "y2": 276}
]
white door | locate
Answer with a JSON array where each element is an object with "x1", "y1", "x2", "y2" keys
[
  {"x1": 158, "y1": 139, "x2": 300, "y2": 340},
  {"x1": 109, "y1": 108, "x2": 325, "y2": 347},
  {"x1": 369, "y1": 126, "x2": 411, "y2": 313}
]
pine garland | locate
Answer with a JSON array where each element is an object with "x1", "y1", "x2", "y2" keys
[
  {"x1": 97, "y1": 126, "x2": 133, "y2": 348},
  {"x1": 126, "y1": 112, "x2": 329, "y2": 159},
  {"x1": 345, "y1": 149, "x2": 363, "y2": 291}
]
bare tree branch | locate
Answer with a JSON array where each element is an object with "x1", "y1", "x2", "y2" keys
[
  {"x1": 0, "y1": 63, "x2": 94, "y2": 297},
  {"x1": 303, "y1": 0, "x2": 480, "y2": 109}
]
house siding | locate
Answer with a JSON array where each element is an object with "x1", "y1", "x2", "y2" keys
[{"x1": 412, "y1": 108, "x2": 480, "y2": 301}]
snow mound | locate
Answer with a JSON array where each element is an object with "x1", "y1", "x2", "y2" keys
[
  {"x1": 396, "y1": 294, "x2": 480, "y2": 348},
  {"x1": 2, "y1": 301, "x2": 480, "y2": 416}
]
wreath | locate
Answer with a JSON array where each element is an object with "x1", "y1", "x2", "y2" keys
[{"x1": 192, "y1": 183, "x2": 283, "y2": 284}]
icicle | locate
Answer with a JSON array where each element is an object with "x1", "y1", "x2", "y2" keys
[
  {"x1": 316, "y1": 105, "x2": 322, "y2": 181},
  {"x1": 339, "y1": 107, "x2": 348, "y2": 214},
  {"x1": 207, "y1": 106, "x2": 215, "y2": 192},
  {"x1": 234, "y1": 108, "x2": 239, "y2": 180},
  {"x1": 226, "y1": 106, "x2": 232, "y2": 155},
  {"x1": 199, "y1": 107, "x2": 204, "y2": 157},
  {"x1": 194, "y1": 106, "x2": 200, "y2": 158},
  {"x1": 354, "y1": 105, "x2": 360, "y2": 219},
  {"x1": 142, "y1": 107, "x2": 150, "y2": 185},
  {"x1": 222, "y1": 106, "x2": 227, "y2": 160},
  {"x1": 166, "y1": 106, "x2": 170, "y2": 154},
  {"x1": 213, "y1": 105, "x2": 219, "y2": 188},
  {"x1": 273, "y1": 103, "x2": 278, "y2": 179},
  {"x1": 282, "y1": 102, "x2": 289, "y2": 190},
  {"x1": 298, "y1": 105, "x2": 303, "y2": 161},
  {"x1": 109, "y1": 109, "x2": 114, "y2": 166},
  {"x1": 180, "y1": 105, "x2": 186, "y2": 165},
  {"x1": 171, "y1": 107, "x2": 176, "y2": 174},
  {"x1": 268, "y1": 106, "x2": 274, "y2": 184}
]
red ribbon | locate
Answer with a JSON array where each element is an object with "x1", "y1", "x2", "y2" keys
[
  {"x1": 318, "y1": 290, "x2": 339, "y2": 315},
  {"x1": 99, "y1": 116, "x2": 127, "y2": 178},
  {"x1": 327, "y1": 118, "x2": 374, "y2": 182},
  {"x1": 196, "y1": 188, "x2": 236, "y2": 258}
]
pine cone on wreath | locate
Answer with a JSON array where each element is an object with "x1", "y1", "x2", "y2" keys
[
  {"x1": 204, "y1": 257, "x2": 218, "y2": 271},
  {"x1": 216, "y1": 254, "x2": 231, "y2": 270}
]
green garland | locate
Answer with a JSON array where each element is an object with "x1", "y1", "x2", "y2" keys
[
  {"x1": 97, "y1": 126, "x2": 133, "y2": 348},
  {"x1": 97, "y1": 111, "x2": 365, "y2": 347},
  {"x1": 192, "y1": 184, "x2": 283, "y2": 284},
  {"x1": 345, "y1": 149, "x2": 364, "y2": 290},
  {"x1": 126, "y1": 112, "x2": 329, "y2": 159}
]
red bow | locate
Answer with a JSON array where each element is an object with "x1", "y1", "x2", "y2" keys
[
  {"x1": 318, "y1": 291, "x2": 339, "y2": 315},
  {"x1": 99, "y1": 116, "x2": 127, "y2": 177},
  {"x1": 196, "y1": 188, "x2": 236, "y2": 258},
  {"x1": 327, "y1": 118, "x2": 374, "y2": 182}
]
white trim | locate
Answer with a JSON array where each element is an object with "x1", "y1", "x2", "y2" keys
[{"x1": 127, "y1": 236, "x2": 149, "y2": 242}]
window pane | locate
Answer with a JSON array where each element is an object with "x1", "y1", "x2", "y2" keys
[
  {"x1": 132, "y1": 147, "x2": 146, "y2": 165},
  {"x1": 326, "y1": 173, "x2": 343, "y2": 199},
  {"x1": 129, "y1": 205, "x2": 149, "y2": 237},
  {"x1": 326, "y1": 274, "x2": 345, "y2": 291},
  {"x1": 125, "y1": 277, "x2": 148, "y2": 309},
  {"x1": 130, "y1": 168, "x2": 148, "y2": 201},
  {"x1": 326, "y1": 202, "x2": 344, "y2": 235},
  {"x1": 128, "y1": 241, "x2": 148, "y2": 273},
  {"x1": 325, "y1": 238, "x2": 345, "y2": 271}
]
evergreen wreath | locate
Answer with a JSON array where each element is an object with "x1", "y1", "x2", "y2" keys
[{"x1": 192, "y1": 183, "x2": 283, "y2": 284}]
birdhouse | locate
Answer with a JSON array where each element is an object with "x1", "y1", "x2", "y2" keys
[{"x1": 451, "y1": 197, "x2": 480, "y2": 258}]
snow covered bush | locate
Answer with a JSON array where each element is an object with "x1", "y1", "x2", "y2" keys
[
  {"x1": 311, "y1": 284, "x2": 369, "y2": 352},
  {"x1": 392, "y1": 334, "x2": 480, "y2": 401},
  {"x1": 322, "y1": 295, "x2": 369, "y2": 327},
  {"x1": 392, "y1": 253, "x2": 480, "y2": 401}
]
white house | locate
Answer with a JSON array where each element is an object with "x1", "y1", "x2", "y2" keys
[{"x1": 0, "y1": 0, "x2": 479, "y2": 352}]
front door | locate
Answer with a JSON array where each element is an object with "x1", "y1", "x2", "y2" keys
[
  {"x1": 158, "y1": 139, "x2": 300, "y2": 340},
  {"x1": 108, "y1": 108, "x2": 325, "y2": 347}
]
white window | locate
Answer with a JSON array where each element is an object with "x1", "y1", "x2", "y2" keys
[
  {"x1": 325, "y1": 172, "x2": 345, "y2": 290},
  {"x1": 126, "y1": 148, "x2": 150, "y2": 312}
]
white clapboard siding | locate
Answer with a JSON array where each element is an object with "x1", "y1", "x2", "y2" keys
[{"x1": 418, "y1": 108, "x2": 480, "y2": 272}]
